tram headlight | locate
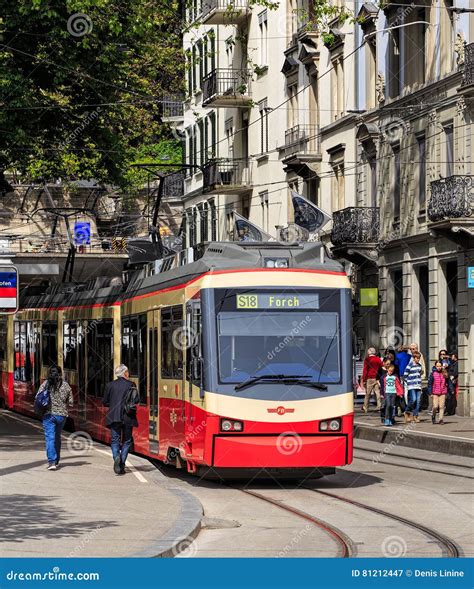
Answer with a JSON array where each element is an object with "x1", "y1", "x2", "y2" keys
[
  {"x1": 220, "y1": 418, "x2": 244, "y2": 432},
  {"x1": 264, "y1": 257, "x2": 289, "y2": 268},
  {"x1": 319, "y1": 418, "x2": 341, "y2": 432},
  {"x1": 329, "y1": 419, "x2": 341, "y2": 431}
]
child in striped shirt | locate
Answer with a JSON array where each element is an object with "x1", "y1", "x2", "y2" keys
[{"x1": 403, "y1": 352, "x2": 423, "y2": 423}]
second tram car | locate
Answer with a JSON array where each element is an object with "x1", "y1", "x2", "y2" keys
[{"x1": 0, "y1": 241, "x2": 354, "y2": 478}]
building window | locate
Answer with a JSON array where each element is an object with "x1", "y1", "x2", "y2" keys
[
  {"x1": 260, "y1": 190, "x2": 269, "y2": 232},
  {"x1": 197, "y1": 40, "x2": 204, "y2": 90},
  {"x1": 186, "y1": 49, "x2": 193, "y2": 97},
  {"x1": 121, "y1": 315, "x2": 147, "y2": 403},
  {"x1": 42, "y1": 321, "x2": 58, "y2": 367},
  {"x1": 225, "y1": 117, "x2": 234, "y2": 160},
  {"x1": 444, "y1": 123, "x2": 454, "y2": 177},
  {"x1": 198, "y1": 119, "x2": 205, "y2": 167},
  {"x1": 258, "y1": 10, "x2": 268, "y2": 66},
  {"x1": 393, "y1": 144, "x2": 401, "y2": 220},
  {"x1": 417, "y1": 134, "x2": 426, "y2": 209},
  {"x1": 63, "y1": 321, "x2": 77, "y2": 370},
  {"x1": 209, "y1": 199, "x2": 217, "y2": 240},
  {"x1": 87, "y1": 320, "x2": 113, "y2": 398},
  {"x1": 288, "y1": 84, "x2": 298, "y2": 128},
  {"x1": 225, "y1": 36, "x2": 234, "y2": 68},
  {"x1": 209, "y1": 112, "x2": 217, "y2": 159},
  {"x1": 388, "y1": 26, "x2": 401, "y2": 98},
  {"x1": 200, "y1": 203, "x2": 209, "y2": 242},
  {"x1": 191, "y1": 45, "x2": 197, "y2": 94},
  {"x1": 161, "y1": 306, "x2": 184, "y2": 379},
  {"x1": 441, "y1": 0, "x2": 454, "y2": 74},
  {"x1": 258, "y1": 99, "x2": 269, "y2": 153},
  {"x1": 392, "y1": 269, "x2": 404, "y2": 334}
]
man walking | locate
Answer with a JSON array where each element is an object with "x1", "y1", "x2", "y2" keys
[
  {"x1": 362, "y1": 347, "x2": 383, "y2": 413},
  {"x1": 103, "y1": 365, "x2": 140, "y2": 475},
  {"x1": 403, "y1": 352, "x2": 423, "y2": 422}
]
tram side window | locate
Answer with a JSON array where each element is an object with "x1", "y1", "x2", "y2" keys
[
  {"x1": 63, "y1": 321, "x2": 77, "y2": 370},
  {"x1": 121, "y1": 315, "x2": 147, "y2": 404},
  {"x1": 14, "y1": 321, "x2": 33, "y2": 382},
  {"x1": 42, "y1": 322, "x2": 58, "y2": 367},
  {"x1": 161, "y1": 306, "x2": 183, "y2": 379},
  {"x1": 0, "y1": 321, "x2": 6, "y2": 361},
  {"x1": 87, "y1": 320, "x2": 113, "y2": 398}
]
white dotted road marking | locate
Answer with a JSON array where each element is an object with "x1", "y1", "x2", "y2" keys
[{"x1": 93, "y1": 447, "x2": 148, "y2": 483}]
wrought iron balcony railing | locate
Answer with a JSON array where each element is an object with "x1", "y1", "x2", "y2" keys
[
  {"x1": 283, "y1": 124, "x2": 321, "y2": 157},
  {"x1": 202, "y1": 0, "x2": 249, "y2": 24},
  {"x1": 160, "y1": 96, "x2": 184, "y2": 120},
  {"x1": 162, "y1": 173, "x2": 184, "y2": 199},
  {"x1": 202, "y1": 69, "x2": 252, "y2": 106},
  {"x1": 203, "y1": 158, "x2": 251, "y2": 192},
  {"x1": 428, "y1": 175, "x2": 473, "y2": 222},
  {"x1": 331, "y1": 207, "x2": 380, "y2": 246},
  {"x1": 461, "y1": 42, "x2": 474, "y2": 88}
]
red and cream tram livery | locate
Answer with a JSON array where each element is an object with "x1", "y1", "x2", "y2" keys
[{"x1": 0, "y1": 242, "x2": 353, "y2": 478}]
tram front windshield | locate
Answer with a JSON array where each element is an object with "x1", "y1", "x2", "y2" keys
[{"x1": 215, "y1": 289, "x2": 341, "y2": 385}]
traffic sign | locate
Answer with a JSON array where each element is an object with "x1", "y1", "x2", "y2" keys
[
  {"x1": 0, "y1": 266, "x2": 18, "y2": 314},
  {"x1": 468, "y1": 267, "x2": 474, "y2": 289}
]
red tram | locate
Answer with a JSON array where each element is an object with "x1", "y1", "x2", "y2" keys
[{"x1": 0, "y1": 241, "x2": 353, "y2": 478}]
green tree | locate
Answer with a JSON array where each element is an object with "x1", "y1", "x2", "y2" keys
[{"x1": 0, "y1": 0, "x2": 184, "y2": 187}]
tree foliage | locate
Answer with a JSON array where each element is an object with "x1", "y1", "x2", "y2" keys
[{"x1": 0, "y1": 0, "x2": 184, "y2": 187}]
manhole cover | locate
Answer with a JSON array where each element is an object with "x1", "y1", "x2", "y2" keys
[{"x1": 201, "y1": 517, "x2": 241, "y2": 529}]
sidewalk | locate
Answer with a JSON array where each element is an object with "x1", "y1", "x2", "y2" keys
[
  {"x1": 0, "y1": 410, "x2": 202, "y2": 558},
  {"x1": 354, "y1": 408, "x2": 474, "y2": 458}
]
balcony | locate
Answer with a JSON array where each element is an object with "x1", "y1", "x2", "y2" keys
[
  {"x1": 428, "y1": 175, "x2": 473, "y2": 243},
  {"x1": 203, "y1": 158, "x2": 251, "y2": 194},
  {"x1": 458, "y1": 42, "x2": 474, "y2": 100},
  {"x1": 162, "y1": 173, "x2": 184, "y2": 199},
  {"x1": 331, "y1": 207, "x2": 380, "y2": 263},
  {"x1": 279, "y1": 125, "x2": 322, "y2": 175},
  {"x1": 201, "y1": 0, "x2": 250, "y2": 25},
  {"x1": 202, "y1": 69, "x2": 252, "y2": 107},
  {"x1": 160, "y1": 96, "x2": 184, "y2": 123}
]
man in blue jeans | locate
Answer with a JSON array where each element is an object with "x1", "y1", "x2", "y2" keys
[
  {"x1": 103, "y1": 365, "x2": 139, "y2": 475},
  {"x1": 36, "y1": 366, "x2": 74, "y2": 470},
  {"x1": 403, "y1": 352, "x2": 423, "y2": 423}
]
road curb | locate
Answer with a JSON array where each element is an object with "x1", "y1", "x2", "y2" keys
[
  {"x1": 354, "y1": 422, "x2": 474, "y2": 458},
  {"x1": 129, "y1": 456, "x2": 203, "y2": 558}
]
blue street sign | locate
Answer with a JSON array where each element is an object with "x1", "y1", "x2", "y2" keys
[
  {"x1": 468, "y1": 267, "x2": 474, "y2": 289},
  {"x1": 74, "y1": 221, "x2": 91, "y2": 245}
]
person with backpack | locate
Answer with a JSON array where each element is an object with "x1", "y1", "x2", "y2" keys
[
  {"x1": 35, "y1": 365, "x2": 73, "y2": 470},
  {"x1": 103, "y1": 364, "x2": 140, "y2": 475},
  {"x1": 428, "y1": 361, "x2": 452, "y2": 425}
]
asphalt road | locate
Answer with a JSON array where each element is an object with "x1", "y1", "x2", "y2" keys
[{"x1": 164, "y1": 440, "x2": 474, "y2": 558}]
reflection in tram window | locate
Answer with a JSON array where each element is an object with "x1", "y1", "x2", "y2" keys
[
  {"x1": 63, "y1": 321, "x2": 77, "y2": 370},
  {"x1": 87, "y1": 319, "x2": 113, "y2": 397},
  {"x1": 161, "y1": 306, "x2": 183, "y2": 379},
  {"x1": 42, "y1": 322, "x2": 58, "y2": 366},
  {"x1": 14, "y1": 321, "x2": 39, "y2": 384},
  {"x1": 217, "y1": 311, "x2": 340, "y2": 384},
  {"x1": 121, "y1": 314, "x2": 147, "y2": 404}
]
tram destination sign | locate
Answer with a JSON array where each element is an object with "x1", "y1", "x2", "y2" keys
[
  {"x1": 0, "y1": 267, "x2": 18, "y2": 314},
  {"x1": 236, "y1": 293, "x2": 319, "y2": 310}
]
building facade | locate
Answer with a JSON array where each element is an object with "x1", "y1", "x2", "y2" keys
[{"x1": 180, "y1": 0, "x2": 473, "y2": 415}]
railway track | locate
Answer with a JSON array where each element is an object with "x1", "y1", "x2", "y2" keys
[
  {"x1": 304, "y1": 487, "x2": 461, "y2": 558},
  {"x1": 240, "y1": 488, "x2": 355, "y2": 558}
]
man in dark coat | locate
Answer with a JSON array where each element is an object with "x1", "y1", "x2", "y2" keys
[{"x1": 103, "y1": 364, "x2": 139, "y2": 475}]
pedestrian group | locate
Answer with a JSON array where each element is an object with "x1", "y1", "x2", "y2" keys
[{"x1": 361, "y1": 344, "x2": 458, "y2": 426}]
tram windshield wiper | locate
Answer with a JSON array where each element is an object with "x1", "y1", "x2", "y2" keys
[{"x1": 235, "y1": 374, "x2": 328, "y2": 392}]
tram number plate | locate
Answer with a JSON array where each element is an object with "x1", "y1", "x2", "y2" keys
[{"x1": 237, "y1": 295, "x2": 259, "y2": 309}]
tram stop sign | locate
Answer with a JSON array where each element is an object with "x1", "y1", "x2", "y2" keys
[{"x1": 0, "y1": 266, "x2": 19, "y2": 314}]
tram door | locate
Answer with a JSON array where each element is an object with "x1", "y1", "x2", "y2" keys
[
  {"x1": 147, "y1": 310, "x2": 159, "y2": 454},
  {"x1": 185, "y1": 301, "x2": 201, "y2": 427},
  {"x1": 77, "y1": 322, "x2": 87, "y2": 422}
]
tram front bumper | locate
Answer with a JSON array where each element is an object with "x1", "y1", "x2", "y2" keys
[{"x1": 212, "y1": 434, "x2": 349, "y2": 468}]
